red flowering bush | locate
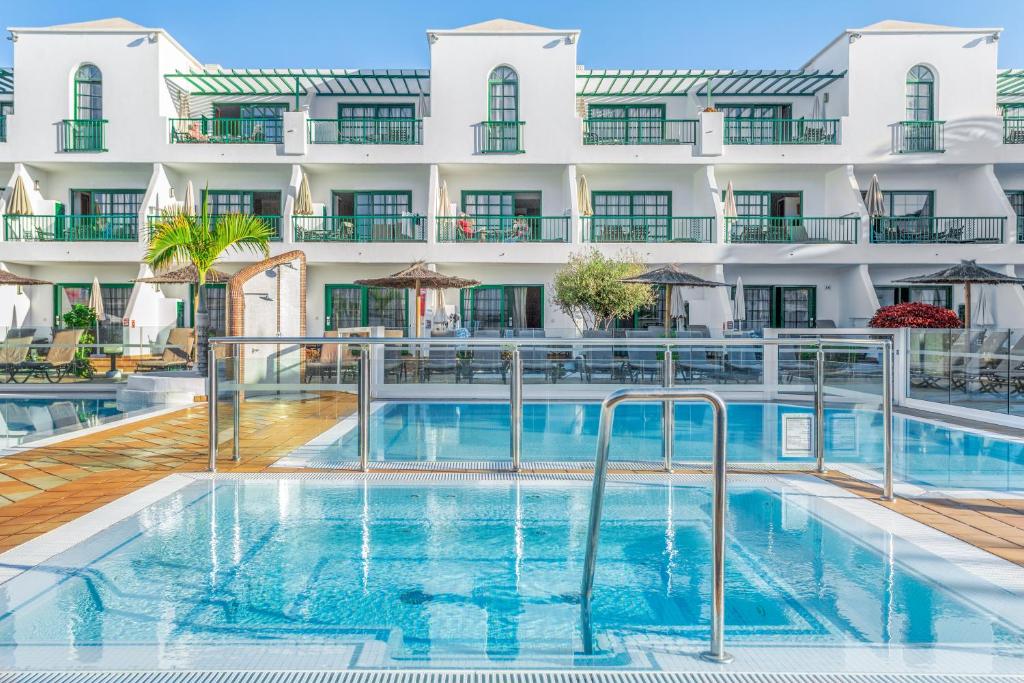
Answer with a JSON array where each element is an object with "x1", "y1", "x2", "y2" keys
[{"x1": 868, "y1": 302, "x2": 962, "y2": 329}]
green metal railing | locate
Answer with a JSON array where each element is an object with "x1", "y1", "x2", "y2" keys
[
  {"x1": 724, "y1": 216, "x2": 858, "y2": 243},
  {"x1": 724, "y1": 118, "x2": 839, "y2": 145},
  {"x1": 894, "y1": 120, "x2": 945, "y2": 153},
  {"x1": 1004, "y1": 117, "x2": 1024, "y2": 144},
  {"x1": 1018, "y1": 216, "x2": 1024, "y2": 242},
  {"x1": 294, "y1": 215, "x2": 426, "y2": 242},
  {"x1": 437, "y1": 216, "x2": 569, "y2": 243},
  {"x1": 211, "y1": 213, "x2": 282, "y2": 240},
  {"x1": 5, "y1": 214, "x2": 138, "y2": 241},
  {"x1": 59, "y1": 119, "x2": 107, "y2": 152},
  {"x1": 308, "y1": 118, "x2": 422, "y2": 145},
  {"x1": 170, "y1": 117, "x2": 283, "y2": 144},
  {"x1": 582, "y1": 216, "x2": 715, "y2": 243},
  {"x1": 582, "y1": 118, "x2": 698, "y2": 145},
  {"x1": 0, "y1": 115, "x2": 6, "y2": 142},
  {"x1": 479, "y1": 121, "x2": 524, "y2": 153},
  {"x1": 870, "y1": 216, "x2": 1003, "y2": 243}
]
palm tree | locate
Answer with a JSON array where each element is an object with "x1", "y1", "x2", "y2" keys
[{"x1": 145, "y1": 191, "x2": 274, "y2": 376}]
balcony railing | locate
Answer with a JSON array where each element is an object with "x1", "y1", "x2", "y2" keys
[
  {"x1": 437, "y1": 216, "x2": 569, "y2": 243},
  {"x1": 0, "y1": 115, "x2": 6, "y2": 142},
  {"x1": 724, "y1": 216, "x2": 858, "y2": 243},
  {"x1": 59, "y1": 119, "x2": 107, "y2": 152},
  {"x1": 582, "y1": 216, "x2": 715, "y2": 243},
  {"x1": 211, "y1": 213, "x2": 282, "y2": 240},
  {"x1": 5, "y1": 214, "x2": 138, "y2": 241},
  {"x1": 479, "y1": 121, "x2": 524, "y2": 154},
  {"x1": 1018, "y1": 216, "x2": 1024, "y2": 242},
  {"x1": 1004, "y1": 117, "x2": 1024, "y2": 144},
  {"x1": 894, "y1": 120, "x2": 945, "y2": 153},
  {"x1": 582, "y1": 118, "x2": 698, "y2": 145},
  {"x1": 724, "y1": 118, "x2": 839, "y2": 145},
  {"x1": 870, "y1": 217, "x2": 1004, "y2": 243},
  {"x1": 308, "y1": 118, "x2": 422, "y2": 145},
  {"x1": 294, "y1": 215, "x2": 426, "y2": 242},
  {"x1": 170, "y1": 117, "x2": 283, "y2": 144}
]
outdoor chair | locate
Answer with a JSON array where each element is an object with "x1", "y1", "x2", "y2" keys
[
  {"x1": 12, "y1": 329, "x2": 84, "y2": 383},
  {"x1": 136, "y1": 328, "x2": 195, "y2": 373},
  {"x1": 724, "y1": 347, "x2": 763, "y2": 383},
  {"x1": 519, "y1": 345, "x2": 552, "y2": 381},
  {"x1": 954, "y1": 330, "x2": 1009, "y2": 391},
  {"x1": 304, "y1": 331, "x2": 342, "y2": 383},
  {"x1": 464, "y1": 345, "x2": 507, "y2": 384},
  {"x1": 0, "y1": 336, "x2": 32, "y2": 382},
  {"x1": 815, "y1": 320, "x2": 837, "y2": 329},
  {"x1": 422, "y1": 346, "x2": 459, "y2": 383},
  {"x1": 626, "y1": 346, "x2": 659, "y2": 383},
  {"x1": 581, "y1": 346, "x2": 621, "y2": 383}
]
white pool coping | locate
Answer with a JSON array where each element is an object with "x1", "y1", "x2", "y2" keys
[{"x1": 1, "y1": 472, "x2": 1023, "y2": 675}]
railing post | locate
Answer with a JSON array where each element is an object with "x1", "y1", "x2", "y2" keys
[
  {"x1": 207, "y1": 345, "x2": 218, "y2": 473},
  {"x1": 231, "y1": 347, "x2": 240, "y2": 462},
  {"x1": 510, "y1": 347, "x2": 523, "y2": 472},
  {"x1": 358, "y1": 344, "x2": 371, "y2": 472},
  {"x1": 882, "y1": 340, "x2": 895, "y2": 501},
  {"x1": 701, "y1": 388, "x2": 733, "y2": 665},
  {"x1": 814, "y1": 343, "x2": 825, "y2": 473},
  {"x1": 662, "y1": 346, "x2": 674, "y2": 472}
]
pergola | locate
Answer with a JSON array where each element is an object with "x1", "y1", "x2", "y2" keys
[
  {"x1": 997, "y1": 69, "x2": 1024, "y2": 103},
  {"x1": 576, "y1": 69, "x2": 846, "y2": 100}
]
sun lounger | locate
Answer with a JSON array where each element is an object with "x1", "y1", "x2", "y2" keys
[
  {"x1": 136, "y1": 328, "x2": 195, "y2": 373},
  {"x1": 12, "y1": 329, "x2": 85, "y2": 383},
  {"x1": 0, "y1": 336, "x2": 32, "y2": 382}
]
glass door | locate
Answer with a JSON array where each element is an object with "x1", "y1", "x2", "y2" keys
[{"x1": 777, "y1": 287, "x2": 816, "y2": 328}]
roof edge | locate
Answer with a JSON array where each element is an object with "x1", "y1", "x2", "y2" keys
[{"x1": 802, "y1": 25, "x2": 1002, "y2": 70}]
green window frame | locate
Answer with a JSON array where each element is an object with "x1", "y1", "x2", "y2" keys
[
  {"x1": 487, "y1": 66, "x2": 519, "y2": 123},
  {"x1": 332, "y1": 190, "x2": 412, "y2": 216},
  {"x1": 588, "y1": 104, "x2": 666, "y2": 144},
  {"x1": 69, "y1": 189, "x2": 144, "y2": 215},
  {"x1": 718, "y1": 103, "x2": 792, "y2": 119},
  {"x1": 736, "y1": 285, "x2": 816, "y2": 329},
  {"x1": 73, "y1": 64, "x2": 102, "y2": 121},
  {"x1": 1005, "y1": 190, "x2": 1024, "y2": 217},
  {"x1": 906, "y1": 65, "x2": 935, "y2": 121},
  {"x1": 324, "y1": 284, "x2": 409, "y2": 332},
  {"x1": 338, "y1": 103, "x2": 415, "y2": 119},
  {"x1": 213, "y1": 102, "x2": 288, "y2": 118},
  {"x1": 874, "y1": 285, "x2": 952, "y2": 309},
  {"x1": 461, "y1": 190, "x2": 541, "y2": 217},
  {"x1": 878, "y1": 190, "x2": 934, "y2": 218},
  {"x1": 591, "y1": 191, "x2": 671, "y2": 217},
  {"x1": 615, "y1": 285, "x2": 668, "y2": 330},
  {"x1": 54, "y1": 282, "x2": 132, "y2": 322},
  {"x1": 725, "y1": 190, "x2": 803, "y2": 217},
  {"x1": 202, "y1": 189, "x2": 281, "y2": 215},
  {"x1": 460, "y1": 285, "x2": 544, "y2": 331}
]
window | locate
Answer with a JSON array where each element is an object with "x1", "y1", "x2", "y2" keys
[
  {"x1": 55, "y1": 282, "x2": 132, "y2": 324},
  {"x1": 589, "y1": 191, "x2": 670, "y2": 241},
  {"x1": 461, "y1": 285, "x2": 543, "y2": 331},
  {"x1": 588, "y1": 104, "x2": 666, "y2": 144},
  {"x1": 729, "y1": 191, "x2": 802, "y2": 218},
  {"x1": 325, "y1": 285, "x2": 408, "y2": 332},
  {"x1": 331, "y1": 191, "x2": 414, "y2": 240},
  {"x1": 211, "y1": 103, "x2": 285, "y2": 142},
  {"x1": 333, "y1": 191, "x2": 412, "y2": 217},
  {"x1": 616, "y1": 286, "x2": 667, "y2": 330},
  {"x1": 188, "y1": 284, "x2": 227, "y2": 337},
  {"x1": 875, "y1": 191, "x2": 934, "y2": 218},
  {"x1": 1006, "y1": 190, "x2": 1024, "y2": 218},
  {"x1": 70, "y1": 190, "x2": 143, "y2": 215},
  {"x1": 906, "y1": 66, "x2": 935, "y2": 121},
  {"x1": 204, "y1": 190, "x2": 282, "y2": 239},
  {"x1": 339, "y1": 104, "x2": 415, "y2": 119},
  {"x1": 74, "y1": 64, "x2": 102, "y2": 120},
  {"x1": 874, "y1": 286, "x2": 952, "y2": 309},
  {"x1": 738, "y1": 285, "x2": 816, "y2": 331},
  {"x1": 593, "y1": 192, "x2": 670, "y2": 217},
  {"x1": 488, "y1": 66, "x2": 518, "y2": 123},
  {"x1": 462, "y1": 191, "x2": 540, "y2": 217},
  {"x1": 719, "y1": 104, "x2": 792, "y2": 119}
]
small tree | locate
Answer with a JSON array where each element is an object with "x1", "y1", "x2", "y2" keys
[
  {"x1": 552, "y1": 249, "x2": 654, "y2": 332},
  {"x1": 869, "y1": 302, "x2": 962, "y2": 329}
]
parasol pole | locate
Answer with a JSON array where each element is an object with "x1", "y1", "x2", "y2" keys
[
  {"x1": 414, "y1": 278, "x2": 421, "y2": 338},
  {"x1": 664, "y1": 285, "x2": 672, "y2": 336},
  {"x1": 964, "y1": 282, "x2": 972, "y2": 330}
]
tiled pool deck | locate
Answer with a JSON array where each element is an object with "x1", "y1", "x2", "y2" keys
[{"x1": 0, "y1": 395, "x2": 1021, "y2": 572}]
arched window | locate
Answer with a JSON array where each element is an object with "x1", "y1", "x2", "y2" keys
[
  {"x1": 74, "y1": 64, "x2": 102, "y2": 120},
  {"x1": 488, "y1": 66, "x2": 518, "y2": 122},
  {"x1": 905, "y1": 65, "x2": 934, "y2": 122}
]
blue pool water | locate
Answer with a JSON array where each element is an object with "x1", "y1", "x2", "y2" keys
[
  {"x1": 323, "y1": 402, "x2": 1024, "y2": 492},
  {"x1": 0, "y1": 477, "x2": 1022, "y2": 672},
  {"x1": 0, "y1": 396, "x2": 125, "y2": 448}
]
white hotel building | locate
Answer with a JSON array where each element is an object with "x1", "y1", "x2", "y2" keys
[{"x1": 1, "y1": 16, "x2": 1023, "y2": 338}]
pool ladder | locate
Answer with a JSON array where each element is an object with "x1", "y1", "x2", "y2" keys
[{"x1": 579, "y1": 387, "x2": 732, "y2": 663}]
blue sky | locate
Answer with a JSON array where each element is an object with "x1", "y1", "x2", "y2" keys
[{"x1": 1, "y1": 1, "x2": 1022, "y2": 69}]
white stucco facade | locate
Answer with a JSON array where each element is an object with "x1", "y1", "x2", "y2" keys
[{"x1": 0, "y1": 16, "x2": 1022, "y2": 336}]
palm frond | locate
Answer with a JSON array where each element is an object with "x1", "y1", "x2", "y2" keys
[{"x1": 209, "y1": 213, "x2": 274, "y2": 259}]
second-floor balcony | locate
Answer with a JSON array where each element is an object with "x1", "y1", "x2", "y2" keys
[
  {"x1": 437, "y1": 216, "x2": 569, "y2": 243},
  {"x1": 478, "y1": 121, "x2": 524, "y2": 154},
  {"x1": 5, "y1": 214, "x2": 137, "y2": 241},
  {"x1": 582, "y1": 216, "x2": 715, "y2": 243},
  {"x1": 308, "y1": 118, "x2": 422, "y2": 145},
  {"x1": 894, "y1": 120, "x2": 945, "y2": 153},
  {"x1": 870, "y1": 216, "x2": 1004, "y2": 243},
  {"x1": 147, "y1": 213, "x2": 283, "y2": 241},
  {"x1": 170, "y1": 117, "x2": 283, "y2": 144},
  {"x1": 724, "y1": 118, "x2": 839, "y2": 145},
  {"x1": 0, "y1": 115, "x2": 6, "y2": 142},
  {"x1": 724, "y1": 216, "x2": 858, "y2": 243},
  {"x1": 1018, "y1": 216, "x2": 1024, "y2": 242},
  {"x1": 294, "y1": 215, "x2": 425, "y2": 242},
  {"x1": 59, "y1": 119, "x2": 107, "y2": 152},
  {"x1": 582, "y1": 118, "x2": 698, "y2": 145},
  {"x1": 1004, "y1": 117, "x2": 1024, "y2": 144}
]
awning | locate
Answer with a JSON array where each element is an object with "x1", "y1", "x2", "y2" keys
[
  {"x1": 998, "y1": 69, "x2": 1024, "y2": 102},
  {"x1": 0, "y1": 68, "x2": 12, "y2": 96},
  {"x1": 576, "y1": 69, "x2": 845, "y2": 98}
]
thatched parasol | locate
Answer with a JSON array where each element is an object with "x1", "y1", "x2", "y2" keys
[
  {"x1": 0, "y1": 270, "x2": 51, "y2": 286},
  {"x1": 895, "y1": 260, "x2": 1024, "y2": 329},
  {"x1": 621, "y1": 264, "x2": 726, "y2": 333},
  {"x1": 355, "y1": 262, "x2": 480, "y2": 336},
  {"x1": 134, "y1": 264, "x2": 231, "y2": 284}
]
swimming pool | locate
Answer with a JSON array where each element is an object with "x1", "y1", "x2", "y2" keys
[
  {"x1": 0, "y1": 474, "x2": 1021, "y2": 673},
  {"x1": 0, "y1": 395, "x2": 126, "y2": 449},
  {"x1": 282, "y1": 401, "x2": 1024, "y2": 492}
]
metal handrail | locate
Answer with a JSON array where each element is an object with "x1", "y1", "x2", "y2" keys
[
  {"x1": 209, "y1": 336, "x2": 890, "y2": 348},
  {"x1": 579, "y1": 387, "x2": 732, "y2": 662}
]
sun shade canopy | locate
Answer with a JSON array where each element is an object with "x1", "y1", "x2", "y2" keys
[
  {"x1": 620, "y1": 264, "x2": 727, "y2": 287},
  {"x1": 135, "y1": 265, "x2": 231, "y2": 284},
  {"x1": 894, "y1": 260, "x2": 1024, "y2": 285},
  {"x1": 998, "y1": 69, "x2": 1024, "y2": 102},
  {"x1": 576, "y1": 69, "x2": 846, "y2": 98},
  {"x1": 0, "y1": 270, "x2": 51, "y2": 286},
  {"x1": 165, "y1": 69, "x2": 430, "y2": 98},
  {"x1": 0, "y1": 69, "x2": 12, "y2": 96},
  {"x1": 354, "y1": 262, "x2": 480, "y2": 290}
]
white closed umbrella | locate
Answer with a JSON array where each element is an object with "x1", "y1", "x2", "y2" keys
[
  {"x1": 295, "y1": 173, "x2": 313, "y2": 215},
  {"x1": 577, "y1": 175, "x2": 593, "y2": 216},
  {"x1": 723, "y1": 181, "x2": 737, "y2": 219},
  {"x1": 670, "y1": 287, "x2": 688, "y2": 319},
  {"x1": 437, "y1": 180, "x2": 451, "y2": 217},
  {"x1": 7, "y1": 176, "x2": 32, "y2": 216},
  {"x1": 733, "y1": 276, "x2": 746, "y2": 324},
  {"x1": 864, "y1": 174, "x2": 884, "y2": 218},
  {"x1": 88, "y1": 277, "x2": 105, "y2": 321},
  {"x1": 417, "y1": 91, "x2": 429, "y2": 118},
  {"x1": 974, "y1": 285, "x2": 995, "y2": 327},
  {"x1": 182, "y1": 180, "x2": 196, "y2": 216},
  {"x1": 433, "y1": 289, "x2": 449, "y2": 325}
]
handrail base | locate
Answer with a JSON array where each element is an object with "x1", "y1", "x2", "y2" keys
[{"x1": 701, "y1": 651, "x2": 734, "y2": 664}]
